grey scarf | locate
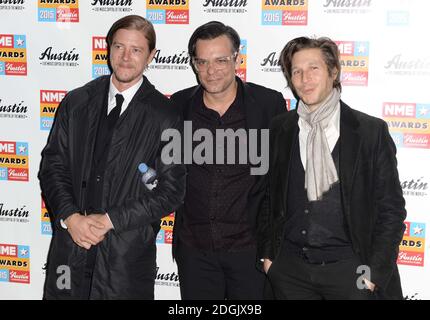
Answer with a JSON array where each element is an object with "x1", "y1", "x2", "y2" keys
[{"x1": 297, "y1": 88, "x2": 341, "y2": 201}]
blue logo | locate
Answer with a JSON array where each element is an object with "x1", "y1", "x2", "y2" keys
[
  {"x1": 387, "y1": 11, "x2": 409, "y2": 26},
  {"x1": 0, "y1": 269, "x2": 9, "y2": 282},
  {"x1": 147, "y1": 9, "x2": 166, "y2": 24},
  {"x1": 0, "y1": 168, "x2": 7, "y2": 180},
  {"x1": 17, "y1": 245, "x2": 30, "y2": 259}
]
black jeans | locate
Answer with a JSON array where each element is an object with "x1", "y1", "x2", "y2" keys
[
  {"x1": 176, "y1": 242, "x2": 265, "y2": 300},
  {"x1": 267, "y1": 246, "x2": 376, "y2": 300}
]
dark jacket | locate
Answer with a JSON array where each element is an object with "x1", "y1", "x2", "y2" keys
[
  {"x1": 258, "y1": 101, "x2": 407, "y2": 299},
  {"x1": 170, "y1": 77, "x2": 286, "y2": 257},
  {"x1": 39, "y1": 75, "x2": 186, "y2": 299}
]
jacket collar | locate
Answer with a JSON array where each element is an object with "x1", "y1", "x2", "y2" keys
[{"x1": 185, "y1": 76, "x2": 264, "y2": 129}]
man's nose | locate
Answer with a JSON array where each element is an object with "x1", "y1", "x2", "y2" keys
[
  {"x1": 302, "y1": 69, "x2": 312, "y2": 83},
  {"x1": 121, "y1": 48, "x2": 131, "y2": 61},
  {"x1": 206, "y1": 61, "x2": 216, "y2": 74}
]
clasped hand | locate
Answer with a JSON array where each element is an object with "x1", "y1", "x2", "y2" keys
[{"x1": 64, "y1": 213, "x2": 113, "y2": 250}]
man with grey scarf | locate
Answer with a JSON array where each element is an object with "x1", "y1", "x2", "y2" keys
[{"x1": 257, "y1": 36, "x2": 406, "y2": 300}]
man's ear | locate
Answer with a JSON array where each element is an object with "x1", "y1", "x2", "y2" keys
[
  {"x1": 234, "y1": 52, "x2": 242, "y2": 71},
  {"x1": 331, "y1": 67, "x2": 339, "y2": 80},
  {"x1": 147, "y1": 48, "x2": 157, "y2": 66}
]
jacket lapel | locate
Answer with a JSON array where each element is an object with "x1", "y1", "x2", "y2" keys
[
  {"x1": 242, "y1": 80, "x2": 267, "y2": 130},
  {"x1": 280, "y1": 112, "x2": 299, "y2": 214},
  {"x1": 339, "y1": 101, "x2": 361, "y2": 220}
]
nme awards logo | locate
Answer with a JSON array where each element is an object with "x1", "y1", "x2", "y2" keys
[
  {"x1": 92, "y1": 36, "x2": 109, "y2": 78},
  {"x1": 149, "y1": 48, "x2": 189, "y2": 71},
  {"x1": 383, "y1": 102, "x2": 430, "y2": 149},
  {"x1": 0, "y1": 203, "x2": 29, "y2": 223},
  {"x1": 157, "y1": 213, "x2": 174, "y2": 244},
  {"x1": 41, "y1": 198, "x2": 52, "y2": 235},
  {"x1": 91, "y1": 0, "x2": 132, "y2": 12},
  {"x1": 40, "y1": 90, "x2": 66, "y2": 131},
  {"x1": 0, "y1": 98, "x2": 28, "y2": 119},
  {"x1": 323, "y1": 0, "x2": 372, "y2": 14},
  {"x1": 0, "y1": 34, "x2": 27, "y2": 76},
  {"x1": 236, "y1": 39, "x2": 247, "y2": 81},
  {"x1": 146, "y1": 0, "x2": 189, "y2": 24},
  {"x1": 0, "y1": 141, "x2": 29, "y2": 182},
  {"x1": 0, "y1": 244, "x2": 30, "y2": 284},
  {"x1": 202, "y1": 0, "x2": 248, "y2": 14},
  {"x1": 38, "y1": 0, "x2": 79, "y2": 22},
  {"x1": 398, "y1": 221, "x2": 425, "y2": 267},
  {"x1": 261, "y1": 0, "x2": 308, "y2": 26},
  {"x1": 336, "y1": 41, "x2": 369, "y2": 86},
  {"x1": 0, "y1": 0, "x2": 25, "y2": 11}
]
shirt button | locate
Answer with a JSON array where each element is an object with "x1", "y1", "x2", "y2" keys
[
  {"x1": 96, "y1": 175, "x2": 101, "y2": 182},
  {"x1": 304, "y1": 209, "x2": 309, "y2": 214},
  {"x1": 302, "y1": 247, "x2": 308, "y2": 252},
  {"x1": 301, "y1": 230, "x2": 307, "y2": 235}
]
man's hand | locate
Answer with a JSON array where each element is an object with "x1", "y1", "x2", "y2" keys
[
  {"x1": 87, "y1": 214, "x2": 114, "y2": 239},
  {"x1": 64, "y1": 213, "x2": 106, "y2": 250},
  {"x1": 263, "y1": 258, "x2": 273, "y2": 274},
  {"x1": 364, "y1": 278, "x2": 376, "y2": 292}
]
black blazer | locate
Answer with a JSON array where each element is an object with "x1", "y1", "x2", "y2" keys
[
  {"x1": 257, "y1": 101, "x2": 406, "y2": 299},
  {"x1": 171, "y1": 77, "x2": 286, "y2": 257}
]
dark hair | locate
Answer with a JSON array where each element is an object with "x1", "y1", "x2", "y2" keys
[
  {"x1": 279, "y1": 36, "x2": 342, "y2": 98},
  {"x1": 188, "y1": 21, "x2": 240, "y2": 58},
  {"x1": 106, "y1": 15, "x2": 156, "y2": 52}
]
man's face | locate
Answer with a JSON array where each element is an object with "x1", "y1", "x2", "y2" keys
[
  {"x1": 193, "y1": 35, "x2": 240, "y2": 96},
  {"x1": 290, "y1": 48, "x2": 338, "y2": 111},
  {"x1": 110, "y1": 28, "x2": 155, "y2": 91}
]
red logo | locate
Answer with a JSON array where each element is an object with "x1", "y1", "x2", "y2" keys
[
  {"x1": 0, "y1": 141, "x2": 15, "y2": 154},
  {"x1": 282, "y1": 10, "x2": 307, "y2": 25},
  {"x1": 0, "y1": 244, "x2": 17, "y2": 256},
  {"x1": 164, "y1": 231, "x2": 173, "y2": 244},
  {"x1": 383, "y1": 103, "x2": 416, "y2": 118},
  {"x1": 9, "y1": 270, "x2": 30, "y2": 283},
  {"x1": 56, "y1": 8, "x2": 79, "y2": 22},
  {"x1": 403, "y1": 133, "x2": 430, "y2": 148},
  {"x1": 397, "y1": 251, "x2": 424, "y2": 266},
  {"x1": 166, "y1": 10, "x2": 188, "y2": 24},
  {"x1": 5, "y1": 62, "x2": 27, "y2": 76},
  {"x1": 341, "y1": 71, "x2": 368, "y2": 86},
  {"x1": 235, "y1": 69, "x2": 246, "y2": 82},
  {"x1": 8, "y1": 168, "x2": 28, "y2": 181}
]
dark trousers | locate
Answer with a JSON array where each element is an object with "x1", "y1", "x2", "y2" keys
[
  {"x1": 267, "y1": 246, "x2": 376, "y2": 300},
  {"x1": 176, "y1": 243, "x2": 265, "y2": 300}
]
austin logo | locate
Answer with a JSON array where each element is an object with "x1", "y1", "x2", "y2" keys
[
  {"x1": 39, "y1": 46, "x2": 79, "y2": 67},
  {"x1": 202, "y1": 0, "x2": 248, "y2": 13},
  {"x1": 91, "y1": 0, "x2": 133, "y2": 12}
]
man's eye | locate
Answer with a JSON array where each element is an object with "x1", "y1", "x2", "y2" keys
[{"x1": 217, "y1": 58, "x2": 228, "y2": 64}]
